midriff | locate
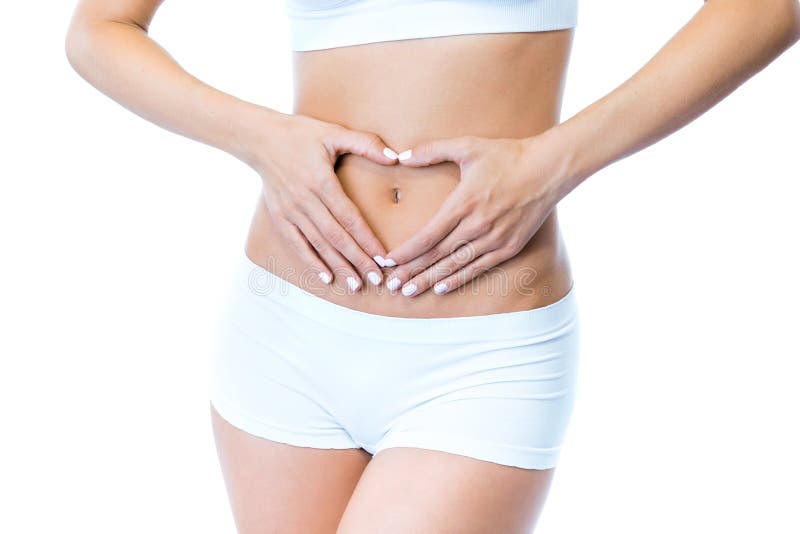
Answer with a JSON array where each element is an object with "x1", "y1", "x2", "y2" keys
[{"x1": 246, "y1": 29, "x2": 576, "y2": 318}]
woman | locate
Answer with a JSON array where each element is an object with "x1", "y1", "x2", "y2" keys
[{"x1": 65, "y1": 0, "x2": 800, "y2": 532}]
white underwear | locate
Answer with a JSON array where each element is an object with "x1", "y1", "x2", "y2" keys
[{"x1": 208, "y1": 252, "x2": 581, "y2": 470}]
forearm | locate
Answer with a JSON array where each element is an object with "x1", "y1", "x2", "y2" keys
[
  {"x1": 548, "y1": 0, "x2": 800, "y2": 199},
  {"x1": 65, "y1": 17, "x2": 280, "y2": 168}
]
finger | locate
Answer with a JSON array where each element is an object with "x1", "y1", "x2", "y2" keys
[
  {"x1": 300, "y1": 195, "x2": 384, "y2": 288},
  {"x1": 293, "y1": 213, "x2": 368, "y2": 292},
  {"x1": 317, "y1": 170, "x2": 389, "y2": 264},
  {"x1": 395, "y1": 136, "x2": 476, "y2": 167},
  {"x1": 330, "y1": 128, "x2": 399, "y2": 166},
  {"x1": 382, "y1": 190, "x2": 469, "y2": 266},
  {"x1": 385, "y1": 217, "x2": 485, "y2": 293},
  {"x1": 429, "y1": 247, "x2": 515, "y2": 296},
  {"x1": 398, "y1": 236, "x2": 495, "y2": 297},
  {"x1": 273, "y1": 216, "x2": 333, "y2": 285}
]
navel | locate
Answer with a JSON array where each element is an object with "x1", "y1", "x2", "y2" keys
[{"x1": 392, "y1": 187, "x2": 402, "y2": 204}]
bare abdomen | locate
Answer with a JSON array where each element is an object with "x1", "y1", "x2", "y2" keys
[{"x1": 245, "y1": 30, "x2": 576, "y2": 318}]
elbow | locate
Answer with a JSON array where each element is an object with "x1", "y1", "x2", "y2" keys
[
  {"x1": 64, "y1": 8, "x2": 108, "y2": 77},
  {"x1": 767, "y1": 0, "x2": 800, "y2": 47},
  {"x1": 787, "y1": 1, "x2": 800, "y2": 44},
  {"x1": 65, "y1": 19, "x2": 109, "y2": 83},
  {"x1": 64, "y1": 28, "x2": 83, "y2": 73},
  {"x1": 64, "y1": 19, "x2": 92, "y2": 75},
  {"x1": 718, "y1": 0, "x2": 800, "y2": 48}
]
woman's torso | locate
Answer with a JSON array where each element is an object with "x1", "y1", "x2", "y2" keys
[{"x1": 246, "y1": 29, "x2": 575, "y2": 318}]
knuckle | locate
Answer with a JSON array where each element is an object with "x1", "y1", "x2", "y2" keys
[
  {"x1": 363, "y1": 133, "x2": 383, "y2": 153},
  {"x1": 325, "y1": 229, "x2": 346, "y2": 248},
  {"x1": 296, "y1": 192, "x2": 318, "y2": 213},
  {"x1": 419, "y1": 233, "x2": 436, "y2": 250},
  {"x1": 503, "y1": 239, "x2": 523, "y2": 256},
  {"x1": 405, "y1": 257, "x2": 429, "y2": 277},
  {"x1": 339, "y1": 213, "x2": 358, "y2": 234},
  {"x1": 433, "y1": 241, "x2": 453, "y2": 259},
  {"x1": 296, "y1": 184, "x2": 317, "y2": 202},
  {"x1": 453, "y1": 243, "x2": 478, "y2": 264},
  {"x1": 408, "y1": 264, "x2": 429, "y2": 279},
  {"x1": 327, "y1": 123, "x2": 346, "y2": 137},
  {"x1": 317, "y1": 175, "x2": 335, "y2": 195},
  {"x1": 474, "y1": 262, "x2": 492, "y2": 278},
  {"x1": 488, "y1": 222, "x2": 508, "y2": 241},
  {"x1": 308, "y1": 233, "x2": 326, "y2": 251},
  {"x1": 287, "y1": 236, "x2": 308, "y2": 257},
  {"x1": 284, "y1": 187, "x2": 308, "y2": 207},
  {"x1": 469, "y1": 216, "x2": 492, "y2": 236},
  {"x1": 267, "y1": 203, "x2": 286, "y2": 220},
  {"x1": 275, "y1": 197, "x2": 298, "y2": 219},
  {"x1": 460, "y1": 194, "x2": 479, "y2": 213},
  {"x1": 307, "y1": 174, "x2": 325, "y2": 195},
  {"x1": 459, "y1": 135, "x2": 479, "y2": 155},
  {"x1": 282, "y1": 197, "x2": 302, "y2": 215},
  {"x1": 355, "y1": 256, "x2": 376, "y2": 274}
]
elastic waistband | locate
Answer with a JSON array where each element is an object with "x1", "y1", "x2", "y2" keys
[{"x1": 235, "y1": 252, "x2": 578, "y2": 345}]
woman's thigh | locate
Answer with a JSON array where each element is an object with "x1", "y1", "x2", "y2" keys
[
  {"x1": 211, "y1": 406, "x2": 372, "y2": 534},
  {"x1": 336, "y1": 446, "x2": 555, "y2": 533}
]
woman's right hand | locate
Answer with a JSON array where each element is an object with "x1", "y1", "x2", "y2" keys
[{"x1": 243, "y1": 110, "x2": 399, "y2": 291}]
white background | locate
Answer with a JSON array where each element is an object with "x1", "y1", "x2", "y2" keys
[{"x1": 2, "y1": 1, "x2": 798, "y2": 532}]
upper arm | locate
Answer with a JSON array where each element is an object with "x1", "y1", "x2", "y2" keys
[{"x1": 67, "y1": 0, "x2": 165, "y2": 33}]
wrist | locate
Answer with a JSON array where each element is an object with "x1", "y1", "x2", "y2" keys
[
  {"x1": 549, "y1": 100, "x2": 618, "y2": 192},
  {"x1": 526, "y1": 109, "x2": 611, "y2": 204},
  {"x1": 229, "y1": 102, "x2": 291, "y2": 173},
  {"x1": 520, "y1": 124, "x2": 581, "y2": 205}
]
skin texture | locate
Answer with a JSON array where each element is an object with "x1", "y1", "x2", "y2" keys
[{"x1": 66, "y1": 0, "x2": 800, "y2": 532}]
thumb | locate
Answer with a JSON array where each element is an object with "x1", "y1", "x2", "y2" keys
[
  {"x1": 396, "y1": 136, "x2": 476, "y2": 167},
  {"x1": 329, "y1": 128, "x2": 399, "y2": 166}
]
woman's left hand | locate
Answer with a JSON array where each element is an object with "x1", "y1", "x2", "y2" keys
[{"x1": 383, "y1": 128, "x2": 574, "y2": 297}]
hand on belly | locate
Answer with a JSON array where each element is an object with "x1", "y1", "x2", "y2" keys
[
  {"x1": 338, "y1": 127, "x2": 574, "y2": 299},
  {"x1": 265, "y1": 30, "x2": 577, "y2": 310},
  {"x1": 248, "y1": 128, "x2": 573, "y2": 317}
]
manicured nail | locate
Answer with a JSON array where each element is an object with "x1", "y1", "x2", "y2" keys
[
  {"x1": 386, "y1": 276, "x2": 401, "y2": 291},
  {"x1": 434, "y1": 282, "x2": 448, "y2": 295},
  {"x1": 346, "y1": 276, "x2": 361, "y2": 291},
  {"x1": 373, "y1": 255, "x2": 386, "y2": 267},
  {"x1": 367, "y1": 271, "x2": 382, "y2": 286},
  {"x1": 401, "y1": 282, "x2": 417, "y2": 297},
  {"x1": 398, "y1": 149, "x2": 412, "y2": 161},
  {"x1": 383, "y1": 258, "x2": 397, "y2": 267},
  {"x1": 319, "y1": 272, "x2": 332, "y2": 284},
  {"x1": 383, "y1": 147, "x2": 399, "y2": 160}
]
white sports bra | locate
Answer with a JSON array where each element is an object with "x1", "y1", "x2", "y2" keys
[{"x1": 285, "y1": 0, "x2": 579, "y2": 51}]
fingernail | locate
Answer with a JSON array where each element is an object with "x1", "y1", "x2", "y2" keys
[
  {"x1": 383, "y1": 147, "x2": 399, "y2": 160},
  {"x1": 346, "y1": 276, "x2": 361, "y2": 291},
  {"x1": 434, "y1": 282, "x2": 448, "y2": 295},
  {"x1": 319, "y1": 272, "x2": 332, "y2": 284},
  {"x1": 401, "y1": 282, "x2": 417, "y2": 297},
  {"x1": 367, "y1": 271, "x2": 382, "y2": 286},
  {"x1": 398, "y1": 149, "x2": 412, "y2": 161},
  {"x1": 373, "y1": 255, "x2": 386, "y2": 267},
  {"x1": 383, "y1": 258, "x2": 397, "y2": 267},
  {"x1": 386, "y1": 276, "x2": 401, "y2": 291}
]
